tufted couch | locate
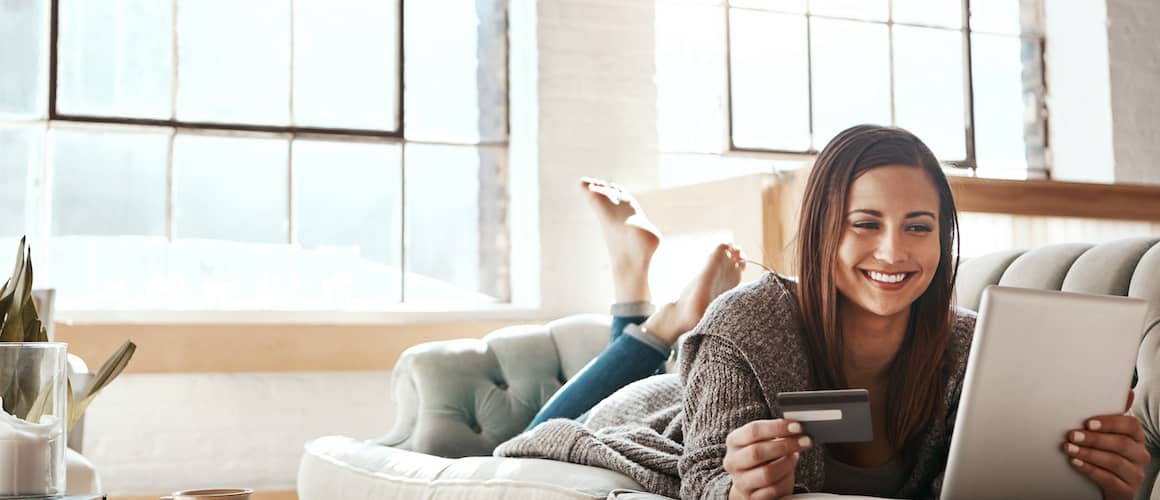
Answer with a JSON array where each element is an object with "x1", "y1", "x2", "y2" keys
[{"x1": 298, "y1": 238, "x2": 1160, "y2": 500}]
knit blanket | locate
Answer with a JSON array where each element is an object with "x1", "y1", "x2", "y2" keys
[{"x1": 493, "y1": 372, "x2": 686, "y2": 498}]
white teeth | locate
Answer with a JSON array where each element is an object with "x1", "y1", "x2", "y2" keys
[{"x1": 867, "y1": 271, "x2": 907, "y2": 283}]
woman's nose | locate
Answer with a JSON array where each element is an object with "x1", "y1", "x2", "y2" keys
[{"x1": 873, "y1": 232, "x2": 907, "y2": 264}]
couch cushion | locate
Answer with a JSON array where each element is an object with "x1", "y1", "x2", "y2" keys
[{"x1": 299, "y1": 436, "x2": 647, "y2": 500}]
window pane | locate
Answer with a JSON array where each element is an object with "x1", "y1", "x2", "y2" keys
[
  {"x1": 0, "y1": 0, "x2": 49, "y2": 118},
  {"x1": 292, "y1": 0, "x2": 399, "y2": 131},
  {"x1": 404, "y1": 0, "x2": 507, "y2": 143},
  {"x1": 810, "y1": 18, "x2": 891, "y2": 147},
  {"x1": 404, "y1": 144, "x2": 507, "y2": 304},
  {"x1": 292, "y1": 139, "x2": 403, "y2": 303},
  {"x1": 293, "y1": 140, "x2": 401, "y2": 264},
  {"x1": 729, "y1": 10, "x2": 810, "y2": 151},
  {"x1": 892, "y1": 0, "x2": 961, "y2": 28},
  {"x1": 174, "y1": 134, "x2": 289, "y2": 243},
  {"x1": 176, "y1": 0, "x2": 291, "y2": 125},
  {"x1": 970, "y1": 34, "x2": 1030, "y2": 175},
  {"x1": 0, "y1": 125, "x2": 43, "y2": 238},
  {"x1": 57, "y1": 0, "x2": 173, "y2": 119},
  {"x1": 50, "y1": 126, "x2": 169, "y2": 236},
  {"x1": 657, "y1": 2, "x2": 729, "y2": 153},
  {"x1": 970, "y1": 0, "x2": 1040, "y2": 35},
  {"x1": 809, "y1": 0, "x2": 888, "y2": 21},
  {"x1": 893, "y1": 26, "x2": 965, "y2": 160},
  {"x1": 730, "y1": 0, "x2": 807, "y2": 13}
]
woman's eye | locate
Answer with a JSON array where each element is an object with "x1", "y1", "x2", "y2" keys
[
  {"x1": 907, "y1": 224, "x2": 934, "y2": 233},
  {"x1": 852, "y1": 221, "x2": 880, "y2": 230}
]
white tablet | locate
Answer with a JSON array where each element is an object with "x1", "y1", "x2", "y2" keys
[{"x1": 941, "y1": 286, "x2": 1148, "y2": 500}]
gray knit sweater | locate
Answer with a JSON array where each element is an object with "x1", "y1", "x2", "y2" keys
[{"x1": 495, "y1": 273, "x2": 976, "y2": 500}]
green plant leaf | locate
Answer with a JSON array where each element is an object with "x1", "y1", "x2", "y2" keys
[
  {"x1": 1, "y1": 246, "x2": 30, "y2": 343},
  {"x1": 0, "y1": 237, "x2": 27, "y2": 343},
  {"x1": 70, "y1": 340, "x2": 136, "y2": 427},
  {"x1": 66, "y1": 378, "x2": 77, "y2": 432},
  {"x1": 24, "y1": 380, "x2": 54, "y2": 424},
  {"x1": 15, "y1": 256, "x2": 34, "y2": 342}
]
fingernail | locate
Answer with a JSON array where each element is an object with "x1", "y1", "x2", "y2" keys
[
  {"x1": 787, "y1": 422, "x2": 802, "y2": 434},
  {"x1": 793, "y1": 452, "x2": 800, "y2": 460},
  {"x1": 1087, "y1": 420, "x2": 1102, "y2": 431},
  {"x1": 1067, "y1": 443, "x2": 1080, "y2": 454},
  {"x1": 1072, "y1": 431, "x2": 1085, "y2": 443},
  {"x1": 1072, "y1": 458, "x2": 1084, "y2": 467},
  {"x1": 798, "y1": 436, "x2": 812, "y2": 448}
]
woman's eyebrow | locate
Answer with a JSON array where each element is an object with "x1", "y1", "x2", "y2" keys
[
  {"x1": 847, "y1": 209, "x2": 936, "y2": 219},
  {"x1": 906, "y1": 211, "x2": 937, "y2": 219}
]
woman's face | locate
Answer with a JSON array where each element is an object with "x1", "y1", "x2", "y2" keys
[{"x1": 834, "y1": 165, "x2": 942, "y2": 320}]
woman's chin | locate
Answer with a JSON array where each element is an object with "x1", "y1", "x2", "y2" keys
[{"x1": 849, "y1": 296, "x2": 912, "y2": 319}]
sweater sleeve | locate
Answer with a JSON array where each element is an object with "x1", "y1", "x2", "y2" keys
[{"x1": 678, "y1": 333, "x2": 771, "y2": 500}]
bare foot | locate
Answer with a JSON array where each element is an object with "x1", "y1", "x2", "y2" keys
[
  {"x1": 644, "y1": 243, "x2": 745, "y2": 345},
  {"x1": 580, "y1": 177, "x2": 661, "y2": 303}
]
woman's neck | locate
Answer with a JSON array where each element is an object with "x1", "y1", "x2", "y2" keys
[{"x1": 840, "y1": 301, "x2": 909, "y2": 386}]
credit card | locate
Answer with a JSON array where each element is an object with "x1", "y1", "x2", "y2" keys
[{"x1": 775, "y1": 388, "x2": 873, "y2": 444}]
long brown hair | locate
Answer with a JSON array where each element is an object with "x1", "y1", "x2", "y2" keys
[{"x1": 795, "y1": 124, "x2": 960, "y2": 455}]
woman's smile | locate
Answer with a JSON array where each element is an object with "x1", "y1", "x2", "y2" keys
[{"x1": 859, "y1": 269, "x2": 916, "y2": 290}]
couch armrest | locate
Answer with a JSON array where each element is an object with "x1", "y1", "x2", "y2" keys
[{"x1": 376, "y1": 314, "x2": 610, "y2": 458}]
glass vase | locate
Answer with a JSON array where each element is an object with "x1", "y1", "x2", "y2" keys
[{"x1": 0, "y1": 342, "x2": 68, "y2": 498}]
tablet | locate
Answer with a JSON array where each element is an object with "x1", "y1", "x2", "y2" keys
[{"x1": 941, "y1": 286, "x2": 1147, "y2": 500}]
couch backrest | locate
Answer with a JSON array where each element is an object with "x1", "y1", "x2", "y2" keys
[{"x1": 955, "y1": 238, "x2": 1160, "y2": 377}]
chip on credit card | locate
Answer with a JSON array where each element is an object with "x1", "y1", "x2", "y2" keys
[{"x1": 775, "y1": 388, "x2": 873, "y2": 444}]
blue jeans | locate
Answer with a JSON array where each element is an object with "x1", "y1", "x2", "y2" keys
[{"x1": 527, "y1": 312, "x2": 670, "y2": 429}]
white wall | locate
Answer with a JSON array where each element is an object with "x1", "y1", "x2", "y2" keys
[
  {"x1": 1106, "y1": 0, "x2": 1160, "y2": 185},
  {"x1": 83, "y1": 371, "x2": 394, "y2": 495},
  {"x1": 533, "y1": 0, "x2": 660, "y2": 318}
]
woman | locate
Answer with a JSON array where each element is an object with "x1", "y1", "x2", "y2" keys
[{"x1": 679, "y1": 125, "x2": 1149, "y2": 499}]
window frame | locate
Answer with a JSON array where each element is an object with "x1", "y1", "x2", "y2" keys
[
  {"x1": 28, "y1": 0, "x2": 513, "y2": 310},
  {"x1": 723, "y1": 0, "x2": 1048, "y2": 175}
]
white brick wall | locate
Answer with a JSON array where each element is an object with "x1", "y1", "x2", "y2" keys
[
  {"x1": 533, "y1": 0, "x2": 659, "y2": 318},
  {"x1": 1106, "y1": 0, "x2": 1160, "y2": 185},
  {"x1": 83, "y1": 372, "x2": 393, "y2": 495}
]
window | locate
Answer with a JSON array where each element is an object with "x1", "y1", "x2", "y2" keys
[
  {"x1": 0, "y1": 0, "x2": 509, "y2": 314},
  {"x1": 725, "y1": 0, "x2": 1046, "y2": 178}
]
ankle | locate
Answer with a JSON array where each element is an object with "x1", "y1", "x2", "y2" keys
[
  {"x1": 641, "y1": 302, "x2": 684, "y2": 345},
  {"x1": 611, "y1": 261, "x2": 651, "y2": 304}
]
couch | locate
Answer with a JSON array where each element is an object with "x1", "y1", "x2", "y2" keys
[{"x1": 298, "y1": 237, "x2": 1160, "y2": 499}]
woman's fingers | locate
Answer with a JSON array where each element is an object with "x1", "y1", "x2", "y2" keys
[
  {"x1": 1066, "y1": 414, "x2": 1150, "y2": 500},
  {"x1": 746, "y1": 463, "x2": 798, "y2": 500},
  {"x1": 726, "y1": 419, "x2": 804, "y2": 449},
  {"x1": 1069, "y1": 455, "x2": 1136, "y2": 500},
  {"x1": 1078, "y1": 415, "x2": 1147, "y2": 446},
  {"x1": 731, "y1": 452, "x2": 799, "y2": 497},
  {"x1": 1063, "y1": 442, "x2": 1145, "y2": 487},
  {"x1": 724, "y1": 435, "x2": 812, "y2": 472},
  {"x1": 1067, "y1": 427, "x2": 1151, "y2": 465}
]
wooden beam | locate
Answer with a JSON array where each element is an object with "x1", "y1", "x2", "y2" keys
[
  {"x1": 948, "y1": 176, "x2": 1160, "y2": 221},
  {"x1": 57, "y1": 320, "x2": 532, "y2": 374}
]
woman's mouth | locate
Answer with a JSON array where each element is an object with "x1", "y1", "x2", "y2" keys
[{"x1": 860, "y1": 270, "x2": 914, "y2": 289}]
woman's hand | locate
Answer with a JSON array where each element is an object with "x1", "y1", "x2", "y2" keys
[
  {"x1": 725, "y1": 419, "x2": 813, "y2": 500},
  {"x1": 1063, "y1": 391, "x2": 1150, "y2": 500}
]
